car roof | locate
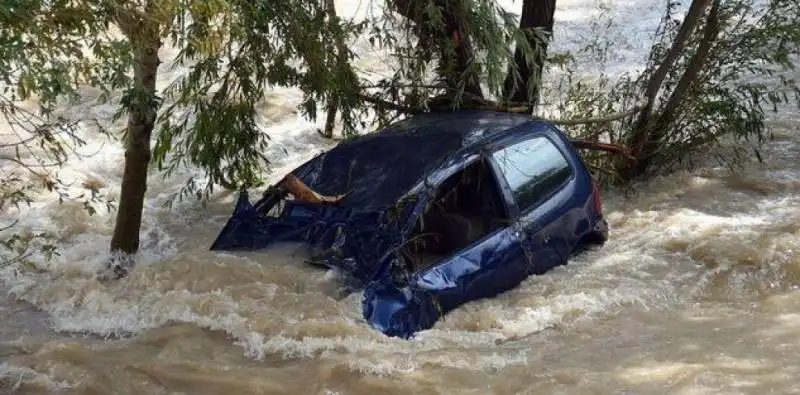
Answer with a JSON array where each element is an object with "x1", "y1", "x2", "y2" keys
[
  {"x1": 293, "y1": 110, "x2": 544, "y2": 208},
  {"x1": 365, "y1": 110, "x2": 534, "y2": 148}
]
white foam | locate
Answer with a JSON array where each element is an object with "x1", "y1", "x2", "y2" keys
[{"x1": 0, "y1": 362, "x2": 73, "y2": 392}]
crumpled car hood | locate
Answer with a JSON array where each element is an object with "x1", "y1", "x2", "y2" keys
[{"x1": 210, "y1": 190, "x2": 420, "y2": 288}]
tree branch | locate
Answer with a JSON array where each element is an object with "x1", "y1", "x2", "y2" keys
[
  {"x1": 545, "y1": 100, "x2": 648, "y2": 126},
  {"x1": 357, "y1": 93, "x2": 420, "y2": 113},
  {"x1": 656, "y1": 0, "x2": 720, "y2": 130},
  {"x1": 0, "y1": 248, "x2": 34, "y2": 268},
  {"x1": 357, "y1": 93, "x2": 642, "y2": 161},
  {"x1": 357, "y1": 93, "x2": 647, "y2": 129},
  {"x1": 635, "y1": 0, "x2": 712, "y2": 129},
  {"x1": 0, "y1": 154, "x2": 56, "y2": 173},
  {"x1": 322, "y1": 0, "x2": 351, "y2": 138},
  {"x1": 388, "y1": 0, "x2": 483, "y2": 97},
  {"x1": 0, "y1": 219, "x2": 19, "y2": 233},
  {"x1": 502, "y1": 0, "x2": 556, "y2": 107},
  {"x1": 102, "y1": 1, "x2": 142, "y2": 39},
  {"x1": 570, "y1": 140, "x2": 634, "y2": 160}
]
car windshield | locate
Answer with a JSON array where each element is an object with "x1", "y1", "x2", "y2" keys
[{"x1": 293, "y1": 127, "x2": 464, "y2": 208}]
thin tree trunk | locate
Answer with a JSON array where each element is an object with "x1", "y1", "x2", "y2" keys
[
  {"x1": 322, "y1": 0, "x2": 346, "y2": 138},
  {"x1": 110, "y1": 41, "x2": 161, "y2": 257},
  {"x1": 621, "y1": 0, "x2": 712, "y2": 181},
  {"x1": 634, "y1": 0, "x2": 711, "y2": 128},
  {"x1": 502, "y1": 0, "x2": 557, "y2": 110},
  {"x1": 655, "y1": 0, "x2": 720, "y2": 131},
  {"x1": 323, "y1": 104, "x2": 337, "y2": 138}
]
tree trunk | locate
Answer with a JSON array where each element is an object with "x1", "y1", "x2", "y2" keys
[
  {"x1": 110, "y1": 40, "x2": 161, "y2": 258},
  {"x1": 390, "y1": 0, "x2": 483, "y2": 99},
  {"x1": 619, "y1": 0, "x2": 712, "y2": 181},
  {"x1": 321, "y1": 0, "x2": 349, "y2": 139},
  {"x1": 635, "y1": 0, "x2": 711, "y2": 125},
  {"x1": 502, "y1": 0, "x2": 557, "y2": 109},
  {"x1": 654, "y1": 0, "x2": 720, "y2": 132},
  {"x1": 441, "y1": 10, "x2": 483, "y2": 99},
  {"x1": 322, "y1": 104, "x2": 337, "y2": 138}
]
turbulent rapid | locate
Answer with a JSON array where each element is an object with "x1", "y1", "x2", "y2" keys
[{"x1": 2, "y1": 0, "x2": 799, "y2": 394}]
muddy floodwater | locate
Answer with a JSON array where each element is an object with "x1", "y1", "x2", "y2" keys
[{"x1": 2, "y1": 1, "x2": 799, "y2": 394}]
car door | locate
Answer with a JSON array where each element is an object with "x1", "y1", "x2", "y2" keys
[
  {"x1": 406, "y1": 155, "x2": 529, "y2": 318},
  {"x1": 488, "y1": 131, "x2": 576, "y2": 275}
]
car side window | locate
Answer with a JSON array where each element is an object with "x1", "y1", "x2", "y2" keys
[{"x1": 491, "y1": 135, "x2": 572, "y2": 212}]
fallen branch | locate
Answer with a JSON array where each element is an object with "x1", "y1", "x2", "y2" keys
[
  {"x1": 570, "y1": 140, "x2": 634, "y2": 160},
  {"x1": 358, "y1": 93, "x2": 647, "y2": 127}
]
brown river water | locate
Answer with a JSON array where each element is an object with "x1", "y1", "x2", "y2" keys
[{"x1": 1, "y1": 1, "x2": 799, "y2": 394}]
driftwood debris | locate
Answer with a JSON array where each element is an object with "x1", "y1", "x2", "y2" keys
[{"x1": 280, "y1": 173, "x2": 346, "y2": 204}]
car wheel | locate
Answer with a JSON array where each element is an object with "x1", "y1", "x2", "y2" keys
[{"x1": 583, "y1": 217, "x2": 608, "y2": 245}]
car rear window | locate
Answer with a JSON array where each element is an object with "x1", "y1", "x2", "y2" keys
[{"x1": 491, "y1": 136, "x2": 572, "y2": 212}]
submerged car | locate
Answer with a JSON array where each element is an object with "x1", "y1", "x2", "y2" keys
[{"x1": 211, "y1": 110, "x2": 608, "y2": 338}]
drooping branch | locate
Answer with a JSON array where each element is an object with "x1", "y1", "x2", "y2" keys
[
  {"x1": 0, "y1": 154, "x2": 55, "y2": 172},
  {"x1": 101, "y1": 1, "x2": 144, "y2": 39},
  {"x1": 357, "y1": 92, "x2": 647, "y2": 125},
  {"x1": 389, "y1": 0, "x2": 424, "y2": 24},
  {"x1": 356, "y1": 91, "x2": 643, "y2": 160},
  {"x1": 0, "y1": 220, "x2": 19, "y2": 233},
  {"x1": 358, "y1": 92, "x2": 531, "y2": 113}
]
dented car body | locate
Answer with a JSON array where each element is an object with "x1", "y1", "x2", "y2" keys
[{"x1": 210, "y1": 110, "x2": 608, "y2": 338}]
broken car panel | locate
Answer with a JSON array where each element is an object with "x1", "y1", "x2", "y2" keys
[{"x1": 210, "y1": 110, "x2": 608, "y2": 339}]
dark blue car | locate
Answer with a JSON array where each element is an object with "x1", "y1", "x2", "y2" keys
[{"x1": 211, "y1": 110, "x2": 608, "y2": 338}]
